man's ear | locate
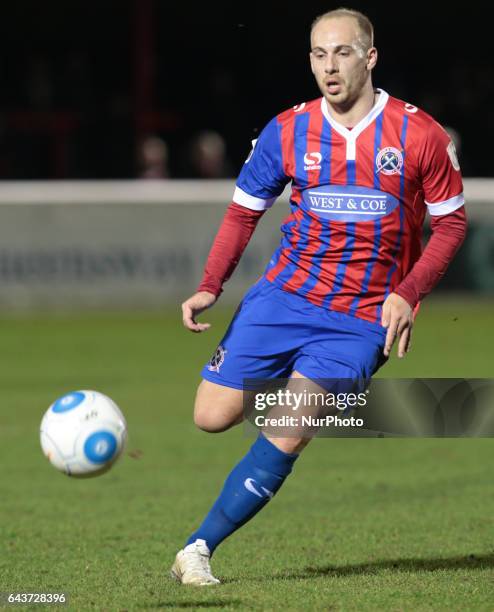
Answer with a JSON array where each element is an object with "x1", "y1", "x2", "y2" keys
[{"x1": 367, "y1": 47, "x2": 378, "y2": 71}]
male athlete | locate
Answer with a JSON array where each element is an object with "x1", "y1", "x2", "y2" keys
[{"x1": 171, "y1": 8, "x2": 467, "y2": 585}]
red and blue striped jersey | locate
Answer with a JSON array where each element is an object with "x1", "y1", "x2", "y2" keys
[{"x1": 233, "y1": 89, "x2": 464, "y2": 324}]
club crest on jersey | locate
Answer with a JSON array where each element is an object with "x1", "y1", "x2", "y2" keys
[
  {"x1": 304, "y1": 151, "x2": 322, "y2": 171},
  {"x1": 208, "y1": 345, "x2": 227, "y2": 373},
  {"x1": 376, "y1": 147, "x2": 404, "y2": 176}
]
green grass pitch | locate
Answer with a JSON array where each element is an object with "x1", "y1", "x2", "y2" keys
[{"x1": 0, "y1": 297, "x2": 493, "y2": 610}]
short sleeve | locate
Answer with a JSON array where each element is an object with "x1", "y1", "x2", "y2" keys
[
  {"x1": 233, "y1": 117, "x2": 289, "y2": 211},
  {"x1": 420, "y1": 121, "x2": 464, "y2": 216}
]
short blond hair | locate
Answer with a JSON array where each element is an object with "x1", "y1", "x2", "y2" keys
[{"x1": 311, "y1": 8, "x2": 374, "y2": 50}]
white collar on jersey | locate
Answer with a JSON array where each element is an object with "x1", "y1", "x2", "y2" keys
[{"x1": 320, "y1": 88, "x2": 389, "y2": 161}]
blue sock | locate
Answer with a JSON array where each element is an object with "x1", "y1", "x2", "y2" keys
[{"x1": 185, "y1": 434, "x2": 298, "y2": 554}]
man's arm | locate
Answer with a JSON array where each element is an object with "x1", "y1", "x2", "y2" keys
[
  {"x1": 381, "y1": 206, "x2": 467, "y2": 357},
  {"x1": 181, "y1": 116, "x2": 289, "y2": 332},
  {"x1": 181, "y1": 202, "x2": 265, "y2": 332},
  {"x1": 196, "y1": 203, "x2": 266, "y2": 296}
]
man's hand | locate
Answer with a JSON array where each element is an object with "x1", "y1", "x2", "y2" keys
[
  {"x1": 181, "y1": 291, "x2": 217, "y2": 333},
  {"x1": 381, "y1": 292, "x2": 413, "y2": 358}
]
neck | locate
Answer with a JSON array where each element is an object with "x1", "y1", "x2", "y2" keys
[{"x1": 325, "y1": 83, "x2": 377, "y2": 128}]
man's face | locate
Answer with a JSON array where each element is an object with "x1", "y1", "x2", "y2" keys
[{"x1": 310, "y1": 16, "x2": 377, "y2": 108}]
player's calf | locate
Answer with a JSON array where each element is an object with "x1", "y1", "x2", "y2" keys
[
  {"x1": 179, "y1": 433, "x2": 300, "y2": 562},
  {"x1": 266, "y1": 435, "x2": 312, "y2": 454}
]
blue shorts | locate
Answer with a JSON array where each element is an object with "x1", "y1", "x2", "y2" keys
[{"x1": 201, "y1": 277, "x2": 387, "y2": 391}]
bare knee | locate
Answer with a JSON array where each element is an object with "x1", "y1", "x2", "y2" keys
[
  {"x1": 193, "y1": 402, "x2": 235, "y2": 433},
  {"x1": 193, "y1": 380, "x2": 244, "y2": 433},
  {"x1": 263, "y1": 371, "x2": 322, "y2": 453}
]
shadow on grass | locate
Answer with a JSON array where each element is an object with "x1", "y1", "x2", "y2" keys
[
  {"x1": 142, "y1": 600, "x2": 244, "y2": 609},
  {"x1": 277, "y1": 552, "x2": 494, "y2": 580}
]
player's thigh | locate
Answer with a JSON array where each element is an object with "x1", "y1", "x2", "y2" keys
[
  {"x1": 264, "y1": 370, "x2": 322, "y2": 454},
  {"x1": 201, "y1": 278, "x2": 300, "y2": 391},
  {"x1": 194, "y1": 379, "x2": 246, "y2": 432}
]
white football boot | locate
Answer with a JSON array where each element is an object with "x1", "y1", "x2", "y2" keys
[{"x1": 170, "y1": 539, "x2": 220, "y2": 586}]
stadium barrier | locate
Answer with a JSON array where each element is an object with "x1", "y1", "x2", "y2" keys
[{"x1": 0, "y1": 179, "x2": 492, "y2": 310}]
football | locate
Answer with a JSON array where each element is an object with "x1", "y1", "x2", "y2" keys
[{"x1": 40, "y1": 390, "x2": 127, "y2": 478}]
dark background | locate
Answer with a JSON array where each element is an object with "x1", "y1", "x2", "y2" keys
[{"x1": 0, "y1": 1, "x2": 491, "y2": 179}]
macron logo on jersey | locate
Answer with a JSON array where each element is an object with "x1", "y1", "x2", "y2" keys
[{"x1": 304, "y1": 151, "x2": 322, "y2": 171}]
